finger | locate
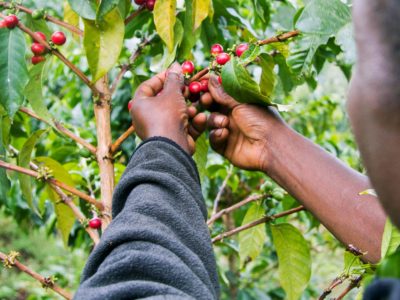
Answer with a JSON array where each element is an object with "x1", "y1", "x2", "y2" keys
[
  {"x1": 135, "y1": 71, "x2": 166, "y2": 98},
  {"x1": 190, "y1": 113, "x2": 207, "y2": 138},
  {"x1": 200, "y1": 92, "x2": 213, "y2": 109},
  {"x1": 208, "y1": 112, "x2": 229, "y2": 130},
  {"x1": 210, "y1": 128, "x2": 229, "y2": 155},
  {"x1": 164, "y1": 62, "x2": 184, "y2": 95},
  {"x1": 209, "y1": 75, "x2": 240, "y2": 109}
]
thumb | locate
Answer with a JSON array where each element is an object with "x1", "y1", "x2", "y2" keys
[
  {"x1": 164, "y1": 62, "x2": 184, "y2": 95},
  {"x1": 209, "y1": 75, "x2": 239, "y2": 110}
]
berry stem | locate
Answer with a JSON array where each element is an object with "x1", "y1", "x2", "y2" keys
[
  {"x1": 0, "y1": 1, "x2": 83, "y2": 36},
  {"x1": 0, "y1": 251, "x2": 73, "y2": 300},
  {"x1": 19, "y1": 107, "x2": 97, "y2": 155},
  {"x1": 124, "y1": 7, "x2": 145, "y2": 25}
]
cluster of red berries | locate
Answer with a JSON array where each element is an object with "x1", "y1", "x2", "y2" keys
[
  {"x1": 134, "y1": 0, "x2": 156, "y2": 11},
  {"x1": 30, "y1": 31, "x2": 66, "y2": 65},
  {"x1": 88, "y1": 217, "x2": 102, "y2": 229}
]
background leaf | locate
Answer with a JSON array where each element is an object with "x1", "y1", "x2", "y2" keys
[
  {"x1": 381, "y1": 219, "x2": 400, "y2": 260},
  {"x1": 193, "y1": 134, "x2": 208, "y2": 183},
  {"x1": 0, "y1": 29, "x2": 29, "y2": 117},
  {"x1": 97, "y1": 0, "x2": 121, "y2": 21},
  {"x1": 83, "y1": 8, "x2": 124, "y2": 82},
  {"x1": 68, "y1": 0, "x2": 97, "y2": 20},
  {"x1": 193, "y1": 0, "x2": 210, "y2": 31},
  {"x1": 271, "y1": 223, "x2": 311, "y2": 300},
  {"x1": 259, "y1": 53, "x2": 275, "y2": 97},
  {"x1": 238, "y1": 202, "x2": 267, "y2": 267},
  {"x1": 154, "y1": 0, "x2": 177, "y2": 52}
]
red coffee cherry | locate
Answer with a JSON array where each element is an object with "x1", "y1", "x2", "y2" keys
[
  {"x1": 128, "y1": 101, "x2": 133, "y2": 111},
  {"x1": 88, "y1": 217, "x2": 102, "y2": 229},
  {"x1": 218, "y1": 76, "x2": 222, "y2": 84},
  {"x1": 236, "y1": 43, "x2": 249, "y2": 57},
  {"x1": 134, "y1": 0, "x2": 146, "y2": 4},
  {"x1": 31, "y1": 56, "x2": 46, "y2": 65},
  {"x1": 216, "y1": 53, "x2": 230, "y2": 65},
  {"x1": 211, "y1": 44, "x2": 223, "y2": 56},
  {"x1": 189, "y1": 81, "x2": 202, "y2": 94},
  {"x1": 146, "y1": 0, "x2": 156, "y2": 11},
  {"x1": 51, "y1": 31, "x2": 66, "y2": 45},
  {"x1": 34, "y1": 31, "x2": 47, "y2": 42},
  {"x1": 0, "y1": 20, "x2": 7, "y2": 28},
  {"x1": 4, "y1": 15, "x2": 19, "y2": 29},
  {"x1": 31, "y1": 43, "x2": 46, "y2": 55},
  {"x1": 182, "y1": 60, "x2": 195, "y2": 74},
  {"x1": 200, "y1": 79, "x2": 209, "y2": 92}
]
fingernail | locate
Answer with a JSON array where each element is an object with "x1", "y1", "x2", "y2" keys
[
  {"x1": 216, "y1": 129, "x2": 223, "y2": 137},
  {"x1": 169, "y1": 62, "x2": 181, "y2": 74},
  {"x1": 215, "y1": 116, "x2": 225, "y2": 127}
]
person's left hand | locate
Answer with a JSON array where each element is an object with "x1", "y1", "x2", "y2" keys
[{"x1": 129, "y1": 63, "x2": 207, "y2": 155}]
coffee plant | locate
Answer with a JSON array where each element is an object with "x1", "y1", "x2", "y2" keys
[{"x1": 0, "y1": 0, "x2": 399, "y2": 299}]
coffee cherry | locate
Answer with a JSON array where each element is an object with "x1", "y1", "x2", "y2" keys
[
  {"x1": 134, "y1": 0, "x2": 146, "y2": 4},
  {"x1": 236, "y1": 43, "x2": 249, "y2": 57},
  {"x1": 4, "y1": 15, "x2": 19, "y2": 29},
  {"x1": 34, "y1": 31, "x2": 47, "y2": 42},
  {"x1": 211, "y1": 44, "x2": 223, "y2": 56},
  {"x1": 128, "y1": 101, "x2": 133, "y2": 111},
  {"x1": 31, "y1": 43, "x2": 46, "y2": 55},
  {"x1": 51, "y1": 31, "x2": 66, "y2": 46},
  {"x1": 31, "y1": 56, "x2": 46, "y2": 65},
  {"x1": 216, "y1": 52, "x2": 230, "y2": 65},
  {"x1": 146, "y1": 0, "x2": 156, "y2": 11},
  {"x1": 218, "y1": 76, "x2": 222, "y2": 84},
  {"x1": 200, "y1": 79, "x2": 209, "y2": 92},
  {"x1": 0, "y1": 20, "x2": 6, "y2": 29},
  {"x1": 88, "y1": 217, "x2": 102, "y2": 229},
  {"x1": 189, "y1": 81, "x2": 202, "y2": 94},
  {"x1": 182, "y1": 60, "x2": 195, "y2": 74}
]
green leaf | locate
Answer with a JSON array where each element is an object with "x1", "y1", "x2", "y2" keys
[
  {"x1": 193, "y1": 0, "x2": 210, "y2": 31},
  {"x1": 18, "y1": 129, "x2": 48, "y2": 212},
  {"x1": 163, "y1": 18, "x2": 184, "y2": 68},
  {"x1": 359, "y1": 189, "x2": 377, "y2": 197},
  {"x1": 336, "y1": 22, "x2": 356, "y2": 65},
  {"x1": 154, "y1": 0, "x2": 177, "y2": 52},
  {"x1": 193, "y1": 134, "x2": 208, "y2": 183},
  {"x1": 290, "y1": 0, "x2": 351, "y2": 74},
  {"x1": 178, "y1": 0, "x2": 200, "y2": 59},
  {"x1": 221, "y1": 58, "x2": 271, "y2": 106},
  {"x1": 239, "y1": 44, "x2": 260, "y2": 66},
  {"x1": 97, "y1": 0, "x2": 120, "y2": 21},
  {"x1": 259, "y1": 53, "x2": 275, "y2": 97},
  {"x1": 68, "y1": 0, "x2": 97, "y2": 20},
  {"x1": 381, "y1": 219, "x2": 400, "y2": 260},
  {"x1": 238, "y1": 202, "x2": 267, "y2": 267},
  {"x1": 36, "y1": 157, "x2": 76, "y2": 246},
  {"x1": 271, "y1": 223, "x2": 311, "y2": 300},
  {"x1": 0, "y1": 112, "x2": 10, "y2": 204},
  {"x1": 64, "y1": 1, "x2": 80, "y2": 29},
  {"x1": 24, "y1": 62, "x2": 55, "y2": 127},
  {"x1": 83, "y1": 8, "x2": 124, "y2": 82},
  {"x1": 377, "y1": 249, "x2": 400, "y2": 279},
  {"x1": 0, "y1": 28, "x2": 29, "y2": 117}
]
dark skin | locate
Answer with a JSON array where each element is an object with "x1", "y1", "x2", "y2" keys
[{"x1": 130, "y1": 0, "x2": 399, "y2": 264}]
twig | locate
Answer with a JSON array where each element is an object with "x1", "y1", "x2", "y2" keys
[
  {"x1": 110, "y1": 38, "x2": 153, "y2": 94},
  {"x1": 207, "y1": 193, "x2": 267, "y2": 226},
  {"x1": 19, "y1": 107, "x2": 97, "y2": 154},
  {"x1": 257, "y1": 30, "x2": 301, "y2": 46},
  {"x1": 211, "y1": 165, "x2": 234, "y2": 216},
  {"x1": 319, "y1": 276, "x2": 347, "y2": 300},
  {"x1": 0, "y1": 12, "x2": 98, "y2": 95},
  {"x1": 124, "y1": 7, "x2": 144, "y2": 25},
  {"x1": 0, "y1": 160, "x2": 103, "y2": 210},
  {"x1": 0, "y1": 251, "x2": 72, "y2": 299},
  {"x1": 189, "y1": 68, "x2": 210, "y2": 83},
  {"x1": 94, "y1": 78, "x2": 114, "y2": 228},
  {"x1": 212, "y1": 206, "x2": 305, "y2": 243},
  {"x1": 0, "y1": 1, "x2": 83, "y2": 35},
  {"x1": 110, "y1": 126, "x2": 135, "y2": 154},
  {"x1": 335, "y1": 276, "x2": 362, "y2": 300}
]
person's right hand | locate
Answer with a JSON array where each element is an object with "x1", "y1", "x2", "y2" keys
[{"x1": 203, "y1": 75, "x2": 287, "y2": 172}]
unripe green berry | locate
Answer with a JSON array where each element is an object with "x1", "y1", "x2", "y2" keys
[{"x1": 32, "y1": 9, "x2": 45, "y2": 20}]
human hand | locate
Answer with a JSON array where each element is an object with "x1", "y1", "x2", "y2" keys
[
  {"x1": 203, "y1": 75, "x2": 287, "y2": 172},
  {"x1": 129, "y1": 63, "x2": 207, "y2": 155}
]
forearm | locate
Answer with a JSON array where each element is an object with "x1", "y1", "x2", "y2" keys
[
  {"x1": 264, "y1": 125, "x2": 386, "y2": 263},
  {"x1": 75, "y1": 138, "x2": 219, "y2": 300}
]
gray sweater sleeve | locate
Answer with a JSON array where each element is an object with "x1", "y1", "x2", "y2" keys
[{"x1": 74, "y1": 137, "x2": 220, "y2": 300}]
